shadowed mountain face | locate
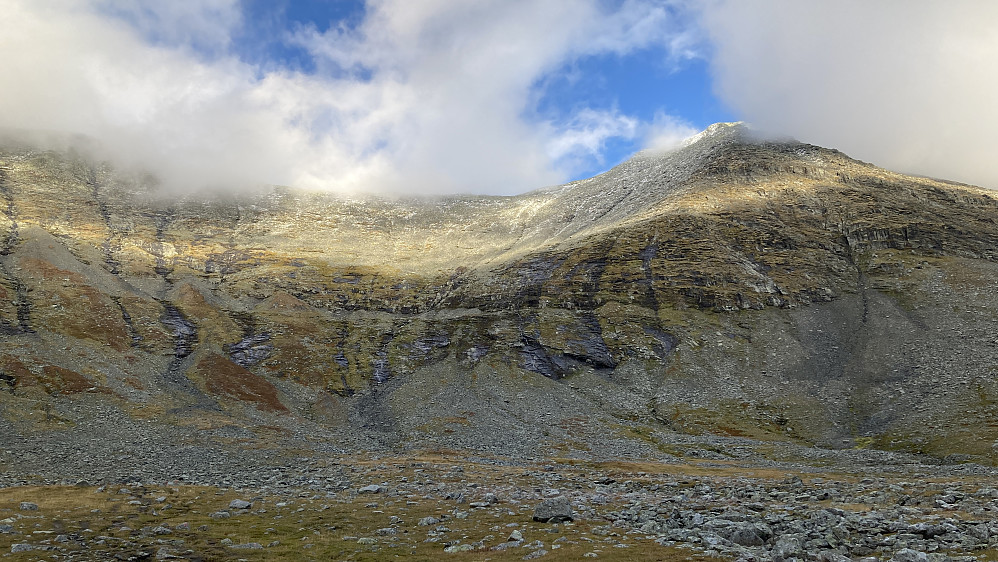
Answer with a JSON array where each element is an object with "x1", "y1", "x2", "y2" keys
[{"x1": 1, "y1": 123, "x2": 997, "y2": 463}]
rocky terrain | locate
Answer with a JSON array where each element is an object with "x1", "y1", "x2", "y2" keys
[
  {"x1": 1, "y1": 451, "x2": 997, "y2": 561},
  {"x1": 1, "y1": 123, "x2": 997, "y2": 560}
]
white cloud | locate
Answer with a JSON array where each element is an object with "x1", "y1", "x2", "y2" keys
[
  {"x1": 0, "y1": 0, "x2": 296, "y2": 191},
  {"x1": 546, "y1": 108, "x2": 639, "y2": 167},
  {"x1": 289, "y1": 0, "x2": 698, "y2": 193},
  {"x1": 700, "y1": 0, "x2": 998, "y2": 189},
  {"x1": 643, "y1": 112, "x2": 699, "y2": 151},
  {"x1": 0, "y1": 0, "x2": 699, "y2": 195}
]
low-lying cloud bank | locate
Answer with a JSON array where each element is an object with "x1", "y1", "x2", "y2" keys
[
  {"x1": 0, "y1": 0, "x2": 698, "y2": 194},
  {"x1": 701, "y1": 0, "x2": 998, "y2": 189}
]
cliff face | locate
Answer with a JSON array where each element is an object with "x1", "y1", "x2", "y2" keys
[{"x1": 1, "y1": 123, "x2": 997, "y2": 463}]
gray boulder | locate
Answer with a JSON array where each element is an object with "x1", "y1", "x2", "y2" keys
[
  {"x1": 772, "y1": 535, "x2": 803, "y2": 560},
  {"x1": 890, "y1": 549, "x2": 929, "y2": 562},
  {"x1": 722, "y1": 523, "x2": 772, "y2": 547},
  {"x1": 816, "y1": 552, "x2": 852, "y2": 562},
  {"x1": 155, "y1": 546, "x2": 179, "y2": 560},
  {"x1": 969, "y1": 523, "x2": 990, "y2": 542},
  {"x1": 228, "y1": 499, "x2": 252, "y2": 510},
  {"x1": 533, "y1": 496, "x2": 573, "y2": 523}
]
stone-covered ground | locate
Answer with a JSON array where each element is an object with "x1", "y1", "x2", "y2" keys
[{"x1": 1, "y1": 451, "x2": 996, "y2": 561}]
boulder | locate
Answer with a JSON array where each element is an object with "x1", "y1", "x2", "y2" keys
[
  {"x1": 890, "y1": 549, "x2": 929, "y2": 562},
  {"x1": 772, "y1": 535, "x2": 803, "y2": 560},
  {"x1": 722, "y1": 523, "x2": 771, "y2": 547},
  {"x1": 533, "y1": 496, "x2": 573, "y2": 523},
  {"x1": 228, "y1": 499, "x2": 252, "y2": 510}
]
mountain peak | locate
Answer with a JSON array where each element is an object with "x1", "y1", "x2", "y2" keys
[
  {"x1": 1, "y1": 127, "x2": 997, "y2": 471},
  {"x1": 679, "y1": 121, "x2": 749, "y2": 148}
]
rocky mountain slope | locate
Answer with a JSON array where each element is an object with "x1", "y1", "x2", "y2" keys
[{"x1": 1, "y1": 122, "x2": 997, "y2": 468}]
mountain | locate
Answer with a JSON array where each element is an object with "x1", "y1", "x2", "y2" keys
[{"x1": 1, "y1": 122, "x2": 997, "y2": 468}]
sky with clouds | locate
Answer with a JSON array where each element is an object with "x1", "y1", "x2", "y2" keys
[{"x1": 0, "y1": 0, "x2": 995, "y2": 194}]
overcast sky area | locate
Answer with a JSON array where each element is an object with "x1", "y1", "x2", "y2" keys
[{"x1": 0, "y1": 0, "x2": 995, "y2": 194}]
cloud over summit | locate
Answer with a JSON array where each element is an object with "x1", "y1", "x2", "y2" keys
[
  {"x1": 701, "y1": 0, "x2": 998, "y2": 189},
  {"x1": 0, "y1": 0, "x2": 698, "y2": 194}
]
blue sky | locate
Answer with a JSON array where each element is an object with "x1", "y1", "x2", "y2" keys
[
  {"x1": 236, "y1": 1, "x2": 367, "y2": 73},
  {"x1": 1, "y1": 1, "x2": 996, "y2": 193}
]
